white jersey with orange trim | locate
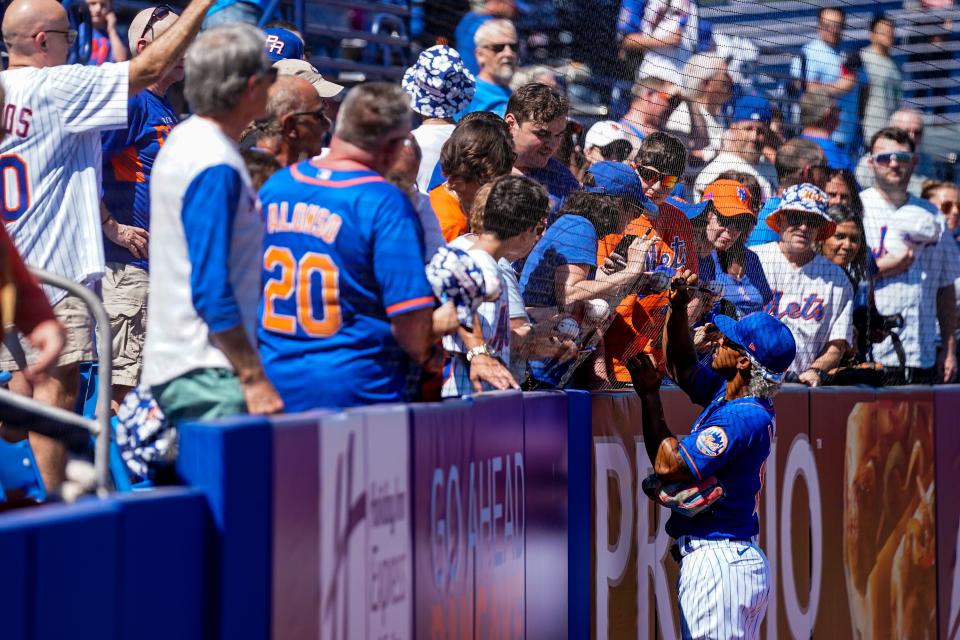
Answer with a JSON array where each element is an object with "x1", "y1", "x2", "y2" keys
[{"x1": 0, "y1": 62, "x2": 129, "y2": 302}]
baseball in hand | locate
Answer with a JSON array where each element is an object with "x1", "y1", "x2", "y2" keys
[
  {"x1": 556, "y1": 317, "x2": 580, "y2": 340},
  {"x1": 585, "y1": 298, "x2": 609, "y2": 321}
]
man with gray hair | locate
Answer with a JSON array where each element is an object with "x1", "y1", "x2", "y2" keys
[
  {"x1": 257, "y1": 83, "x2": 445, "y2": 410},
  {"x1": 143, "y1": 24, "x2": 283, "y2": 424},
  {"x1": 250, "y1": 74, "x2": 328, "y2": 167},
  {"x1": 99, "y1": 5, "x2": 185, "y2": 409},
  {"x1": 460, "y1": 19, "x2": 518, "y2": 118}
]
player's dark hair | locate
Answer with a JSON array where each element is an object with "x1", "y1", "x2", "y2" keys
[
  {"x1": 557, "y1": 190, "x2": 629, "y2": 238},
  {"x1": 869, "y1": 126, "x2": 915, "y2": 153},
  {"x1": 506, "y1": 82, "x2": 569, "y2": 126},
  {"x1": 439, "y1": 115, "x2": 515, "y2": 184},
  {"x1": 775, "y1": 137, "x2": 825, "y2": 185},
  {"x1": 481, "y1": 175, "x2": 549, "y2": 240},
  {"x1": 635, "y1": 131, "x2": 687, "y2": 177}
]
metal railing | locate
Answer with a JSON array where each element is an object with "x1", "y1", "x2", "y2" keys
[{"x1": 0, "y1": 269, "x2": 113, "y2": 496}]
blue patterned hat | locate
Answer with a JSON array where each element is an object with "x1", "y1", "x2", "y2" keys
[
  {"x1": 402, "y1": 46, "x2": 476, "y2": 119},
  {"x1": 425, "y1": 246, "x2": 489, "y2": 329}
]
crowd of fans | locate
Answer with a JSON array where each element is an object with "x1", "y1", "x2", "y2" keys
[{"x1": 1, "y1": 0, "x2": 959, "y2": 493}]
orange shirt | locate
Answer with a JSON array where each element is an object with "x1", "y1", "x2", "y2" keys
[
  {"x1": 598, "y1": 201, "x2": 698, "y2": 382},
  {"x1": 429, "y1": 184, "x2": 469, "y2": 242}
]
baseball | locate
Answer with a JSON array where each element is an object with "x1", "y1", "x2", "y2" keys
[
  {"x1": 556, "y1": 317, "x2": 580, "y2": 340},
  {"x1": 585, "y1": 298, "x2": 609, "y2": 321}
]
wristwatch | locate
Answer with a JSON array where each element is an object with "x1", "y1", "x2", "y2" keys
[{"x1": 466, "y1": 344, "x2": 496, "y2": 363}]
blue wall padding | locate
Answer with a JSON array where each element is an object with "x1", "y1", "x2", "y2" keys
[
  {"x1": 178, "y1": 416, "x2": 273, "y2": 640},
  {"x1": 0, "y1": 516, "x2": 29, "y2": 640},
  {"x1": 115, "y1": 489, "x2": 209, "y2": 640}
]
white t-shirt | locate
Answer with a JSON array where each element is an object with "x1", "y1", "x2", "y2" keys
[
  {"x1": 0, "y1": 62, "x2": 130, "y2": 302},
  {"x1": 694, "y1": 152, "x2": 778, "y2": 203},
  {"x1": 412, "y1": 123, "x2": 455, "y2": 194},
  {"x1": 143, "y1": 116, "x2": 262, "y2": 387},
  {"x1": 441, "y1": 241, "x2": 511, "y2": 397},
  {"x1": 860, "y1": 189, "x2": 960, "y2": 367},
  {"x1": 754, "y1": 242, "x2": 854, "y2": 374}
]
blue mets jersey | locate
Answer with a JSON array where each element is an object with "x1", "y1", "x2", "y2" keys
[
  {"x1": 669, "y1": 363, "x2": 775, "y2": 540},
  {"x1": 101, "y1": 89, "x2": 178, "y2": 270},
  {"x1": 257, "y1": 161, "x2": 434, "y2": 411}
]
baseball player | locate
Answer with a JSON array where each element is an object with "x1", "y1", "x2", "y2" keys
[
  {"x1": 626, "y1": 269, "x2": 796, "y2": 639},
  {"x1": 0, "y1": 0, "x2": 213, "y2": 490}
]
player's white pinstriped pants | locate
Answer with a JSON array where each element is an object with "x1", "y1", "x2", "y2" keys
[{"x1": 675, "y1": 537, "x2": 770, "y2": 640}]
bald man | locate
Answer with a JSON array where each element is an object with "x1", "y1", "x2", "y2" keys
[
  {"x1": 99, "y1": 6, "x2": 187, "y2": 409},
  {"x1": 856, "y1": 108, "x2": 931, "y2": 194},
  {"x1": 251, "y1": 75, "x2": 328, "y2": 167},
  {"x1": 0, "y1": 0, "x2": 214, "y2": 492}
]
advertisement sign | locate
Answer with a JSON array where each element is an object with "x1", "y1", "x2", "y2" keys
[
  {"x1": 936, "y1": 387, "x2": 960, "y2": 640},
  {"x1": 271, "y1": 407, "x2": 412, "y2": 640}
]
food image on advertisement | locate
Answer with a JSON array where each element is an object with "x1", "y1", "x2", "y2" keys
[{"x1": 843, "y1": 400, "x2": 936, "y2": 640}]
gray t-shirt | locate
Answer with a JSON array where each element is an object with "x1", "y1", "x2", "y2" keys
[{"x1": 860, "y1": 46, "x2": 903, "y2": 141}]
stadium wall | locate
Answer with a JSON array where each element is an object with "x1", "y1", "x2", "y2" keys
[{"x1": 3, "y1": 387, "x2": 959, "y2": 638}]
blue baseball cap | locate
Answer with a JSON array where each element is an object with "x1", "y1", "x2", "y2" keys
[
  {"x1": 264, "y1": 28, "x2": 305, "y2": 62},
  {"x1": 730, "y1": 95, "x2": 772, "y2": 125},
  {"x1": 665, "y1": 195, "x2": 711, "y2": 219},
  {"x1": 713, "y1": 312, "x2": 797, "y2": 381},
  {"x1": 585, "y1": 161, "x2": 658, "y2": 213}
]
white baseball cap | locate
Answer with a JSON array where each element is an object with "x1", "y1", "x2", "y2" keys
[
  {"x1": 584, "y1": 120, "x2": 635, "y2": 151},
  {"x1": 273, "y1": 59, "x2": 344, "y2": 98},
  {"x1": 637, "y1": 54, "x2": 682, "y2": 87}
]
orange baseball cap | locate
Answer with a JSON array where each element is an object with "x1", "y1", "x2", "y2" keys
[{"x1": 700, "y1": 179, "x2": 755, "y2": 218}]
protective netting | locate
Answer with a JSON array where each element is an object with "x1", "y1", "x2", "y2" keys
[{"x1": 384, "y1": 0, "x2": 960, "y2": 391}]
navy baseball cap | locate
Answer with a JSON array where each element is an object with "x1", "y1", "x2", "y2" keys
[
  {"x1": 713, "y1": 312, "x2": 797, "y2": 381},
  {"x1": 730, "y1": 95, "x2": 772, "y2": 125},
  {"x1": 264, "y1": 28, "x2": 305, "y2": 62},
  {"x1": 585, "y1": 161, "x2": 658, "y2": 213}
]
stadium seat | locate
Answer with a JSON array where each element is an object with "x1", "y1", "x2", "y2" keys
[{"x1": 0, "y1": 438, "x2": 46, "y2": 504}]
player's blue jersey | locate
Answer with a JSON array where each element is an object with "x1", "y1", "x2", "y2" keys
[
  {"x1": 257, "y1": 160, "x2": 434, "y2": 411},
  {"x1": 670, "y1": 363, "x2": 775, "y2": 540},
  {"x1": 101, "y1": 89, "x2": 178, "y2": 270}
]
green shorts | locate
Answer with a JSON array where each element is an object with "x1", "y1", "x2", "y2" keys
[{"x1": 152, "y1": 367, "x2": 247, "y2": 425}]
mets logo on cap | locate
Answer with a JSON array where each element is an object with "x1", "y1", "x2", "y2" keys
[
  {"x1": 696, "y1": 426, "x2": 728, "y2": 457},
  {"x1": 737, "y1": 187, "x2": 749, "y2": 203}
]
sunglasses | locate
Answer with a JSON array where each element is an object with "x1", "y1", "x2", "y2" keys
[
  {"x1": 714, "y1": 213, "x2": 753, "y2": 232},
  {"x1": 636, "y1": 165, "x2": 679, "y2": 191},
  {"x1": 291, "y1": 107, "x2": 327, "y2": 120},
  {"x1": 872, "y1": 151, "x2": 915, "y2": 166},
  {"x1": 38, "y1": 28, "x2": 78, "y2": 45},
  {"x1": 784, "y1": 212, "x2": 823, "y2": 229},
  {"x1": 481, "y1": 42, "x2": 518, "y2": 54},
  {"x1": 941, "y1": 200, "x2": 958, "y2": 216},
  {"x1": 139, "y1": 5, "x2": 176, "y2": 40}
]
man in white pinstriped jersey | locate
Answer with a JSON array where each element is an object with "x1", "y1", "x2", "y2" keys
[
  {"x1": 625, "y1": 269, "x2": 797, "y2": 639},
  {"x1": 0, "y1": 0, "x2": 214, "y2": 491}
]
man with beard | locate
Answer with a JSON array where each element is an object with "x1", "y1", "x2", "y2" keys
[
  {"x1": 753, "y1": 184, "x2": 853, "y2": 385},
  {"x1": 860, "y1": 127, "x2": 960, "y2": 384},
  {"x1": 694, "y1": 95, "x2": 779, "y2": 203},
  {"x1": 459, "y1": 19, "x2": 518, "y2": 118}
]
